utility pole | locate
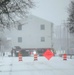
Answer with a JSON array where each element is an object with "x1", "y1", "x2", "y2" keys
[
  {"x1": 0, "y1": 39, "x2": 1, "y2": 56},
  {"x1": 60, "y1": 26, "x2": 62, "y2": 51},
  {"x1": 67, "y1": 25, "x2": 69, "y2": 54}
]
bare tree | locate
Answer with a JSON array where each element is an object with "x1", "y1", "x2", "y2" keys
[
  {"x1": 0, "y1": 0, "x2": 34, "y2": 29},
  {"x1": 67, "y1": 0, "x2": 74, "y2": 33}
]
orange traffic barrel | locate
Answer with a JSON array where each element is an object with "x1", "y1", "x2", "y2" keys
[
  {"x1": 63, "y1": 54, "x2": 67, "y2": 60},
  {"x1": 18, "y1": 53, "x2": 22, "y2": 61},
  {"x1": 34, "y1": 54, "x2": 38, "y2": 61}
]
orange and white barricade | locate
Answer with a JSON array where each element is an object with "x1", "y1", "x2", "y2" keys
[
  {"x1": 18, "y1": 52, "x2": 22, "y2": 61},
  {"x1": 63, "y1": 54, "x2": 67, "y2": 60},
  {"x1": 34, "y1": 54, "x2": 38, "y2": 61}
]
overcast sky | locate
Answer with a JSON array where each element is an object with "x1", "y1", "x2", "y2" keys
[{"x1": 31, "y1": 0, "x2": 71, "y2": 26}]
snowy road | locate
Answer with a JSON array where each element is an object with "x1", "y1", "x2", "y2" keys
[{"x1": 0, "y1": 56, "x2": 74, "y2": 75}]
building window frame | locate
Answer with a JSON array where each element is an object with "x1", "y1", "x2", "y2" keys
[
  {"x1": 40, "y1": 24, "x2": 45, "y2": 30},
  {"x1": 18, "y1": 25, "x2": 22, "y2": 30},
  {"x1": 41, "y1": 37, "x2": 45, "y2": 42},
  {"x1": 18, "y1": 37, "x2": 22, "y2": 43}
]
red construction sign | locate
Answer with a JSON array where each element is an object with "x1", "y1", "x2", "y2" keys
[{"x1": 43, "y1": 49, "x2": 54, "y2": 60}]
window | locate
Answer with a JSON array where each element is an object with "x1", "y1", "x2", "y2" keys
[
  {"x1": 41, "y1": 37, "x2": 45, "y2": 42},
  {"x1": 18, "y1": 25, "x2": 22, "y2": 30},
  {"x1": 18, "y1": 37, "x2": 22, "y2": 43},
  {"x1": 41, "y1": 24, "x2": 45, "y2": 30}
]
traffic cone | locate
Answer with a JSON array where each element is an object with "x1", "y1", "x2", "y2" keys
[
  {"x1": 63, "y1": 54, "x2": 67, "y2": 60},
  {"x1": 34, "y1": 54, "x2": 38, "y2": 61},
  {"x1": 18, "y1": 53, "x2": 22, "y2": 61}
]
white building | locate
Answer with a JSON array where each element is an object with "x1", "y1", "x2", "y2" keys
[{"x1": 5, "y1": 15, "x2": 53, "y2": 52}]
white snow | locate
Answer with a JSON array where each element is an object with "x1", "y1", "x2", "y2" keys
[{"x1": 0, "y1": 56, "x2": 74, "y2": 75}]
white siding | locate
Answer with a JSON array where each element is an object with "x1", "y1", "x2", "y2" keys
[{"x1": 6, "y1": 15, "x2": 53, "y2": 49}]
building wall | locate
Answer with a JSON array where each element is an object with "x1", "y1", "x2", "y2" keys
[{"x1": 5, "y1": 15, "x2": 53, "y2": 49}]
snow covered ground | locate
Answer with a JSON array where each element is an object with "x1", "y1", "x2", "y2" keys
[{"x1": 0, "y1": 56, "x2": 74, "y2": 75}]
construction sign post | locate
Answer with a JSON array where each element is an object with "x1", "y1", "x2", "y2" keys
[{"x1": 43, "y1": 49, "x2": 54, "y2": 60}]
